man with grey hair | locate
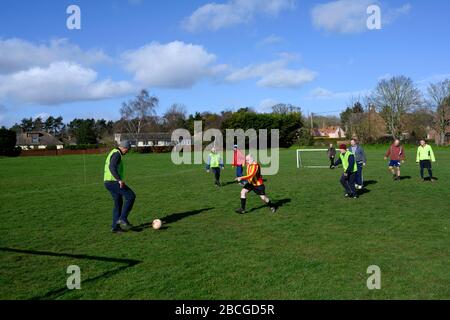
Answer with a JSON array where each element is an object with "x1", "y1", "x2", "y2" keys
[
  {"x1": 235, "y1": 155, "x2": 277, "y2": 214},
  {"x1": 104, "y1": 140, "x2": 136, "y2": 233},
  {"x1": 384, "y1": 139, "x2": 405, "y2": 181}
]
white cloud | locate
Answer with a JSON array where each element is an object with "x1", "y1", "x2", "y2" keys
[
  {"x1": 311, "y1": 0, "x2": 411, "y2": 34},
  {"x1": 226, "y1": 57, "x2": 317, "y2": 88},
  {"x1": 258, "y1": 69, "x2": 317, "y2": 88},
  {"x1": 309, "y1": 87, "x2": 369, "y2": 100},
  {"x1": 416, "y1": 73, "x2": 450, "y2": 85},
  {"x1": 226, "y1": 60, "x2": 286, "y2": 82},
  {"x1": 0, "y1": 38, "x2": 111, "y2": 74},
  {"x1": 259, "y1": 98, "x2": 279, "y2": 111},
  {"x1": 415, "y1": 73, "x2": 450, "y2": 91},
  {"x1": 0, "y1": 62, "x2": 134, "y2": 105},
  {"x1": 384, "y1": 4, "x2": 411, "y2": 24},
  {"x1": 122, "y1": 41, "x2": 222, "y2": 88},
  {"x1": 33, "y1": 113, "x2": 51, "y2": 121},
  {"x1": 377, "y1": 73, "x2": 393, "y2": 81},
  {"x1": 257, "y1": 35, "x2": 284, "y2": 46},
  {"x1": 183, "y1": 0, "x2": 295, "y2": 32},
  {"x1": 311, "y1": 87, "x2": 334, "y2": 98}
]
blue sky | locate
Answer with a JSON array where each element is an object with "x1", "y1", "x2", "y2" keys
[{"x1": 0, "y1": 0, "x2": 449, "y2": 127}]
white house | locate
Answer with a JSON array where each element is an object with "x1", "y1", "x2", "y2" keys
[{"x1": 114, "y1": 133, "x2": 192, "y2": 147}]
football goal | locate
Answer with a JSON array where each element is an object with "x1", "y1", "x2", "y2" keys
[{"x1": 296, "y1": 149, "x2": 331, "y2": 169}]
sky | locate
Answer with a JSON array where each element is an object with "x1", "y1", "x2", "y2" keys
[{"x1": 0, "y1": 0, "x2": 449, "y2": 127}]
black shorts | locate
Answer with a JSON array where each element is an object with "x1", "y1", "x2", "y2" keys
[{"x1": 243, "y1": 183, "x2": 266, "y2": 195}]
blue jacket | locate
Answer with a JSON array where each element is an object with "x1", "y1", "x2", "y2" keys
[{"x1": 349, "y1": 145, "x2": 366, "y2": 164}]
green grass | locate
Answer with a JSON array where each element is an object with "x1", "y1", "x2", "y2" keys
[{"x1": 0, "y1": 148, "x2": 449, "y2": 300}]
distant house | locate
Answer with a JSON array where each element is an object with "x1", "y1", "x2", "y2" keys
[
  {"x1": 311, "y1": 126, "x2": 346, "y2": 139},
  {"x1": 114, "y1": 133, "x2": 192, "y2": 147},
  {"x1": 16, "y1": 131, "x2": 64, "y2": 150}
]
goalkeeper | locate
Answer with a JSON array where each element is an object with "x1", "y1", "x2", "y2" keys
[{"x1": 235, "y1": 155, "x2": 277, "y2": 214}]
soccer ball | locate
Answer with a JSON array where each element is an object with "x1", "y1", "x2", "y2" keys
[{"x1": 152, "y1": 219, "x2": 162, "y2": 230}]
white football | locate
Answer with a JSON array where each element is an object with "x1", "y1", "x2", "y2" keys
[{"x1": 152, "y1": 219, "x2": 162, "y2": 230}]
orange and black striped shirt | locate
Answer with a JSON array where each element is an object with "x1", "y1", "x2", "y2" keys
[{"x1": 240, "y1": 162, "x2": 264, "y2": 186}]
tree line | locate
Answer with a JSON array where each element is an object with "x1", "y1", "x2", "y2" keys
[
  {"x1": 310, "y1": 77, "x2": 450, "y2": 145},
  {"x1": 5, "y1": 90, "x2": 305, "y2": 149},
  {"x1": 2, "y1": 75, "x2": 449, "y2": 154}
]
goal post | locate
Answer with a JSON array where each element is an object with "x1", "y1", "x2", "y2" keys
[{"x1": 296, "y1": 149, "x2": 330, "y2": 169}]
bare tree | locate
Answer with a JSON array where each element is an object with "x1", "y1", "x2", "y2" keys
[
  {"x1": 163, "y1": 104, "x2": 187, "y2": 131},
  {"x1": 369, "y1": 76, "x2": 422, "y2": 139},
  {"x1": 120, "y1": 89, "x2": 159, "y2": 139},
  {"x1": 427, "y1": 79, "x2": 450, "y2": 145},
  {"x1": 271, "y1": 103, "x2": 301, "y2": 115}
]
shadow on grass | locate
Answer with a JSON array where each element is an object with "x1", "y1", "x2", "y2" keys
[
  {"x1": 0, "y1": 247, "x2": 141, "y2": 300},
  {"x1": 221, "y1": 181, "x2": 240, "y2": 187},
  {"x1": 131, "y1": 207, "x2": 214, "y2": 232},
  {"x1": 247, "y1": 198, "x2": 291, "y2": 213},
  {"x1": 399, "y1": 176, "x2": 412, "y2": 180},
  {"x1": 222, "y1": 179, "x2": 268, "y2": 187},
  {"x1": 358, "y1": 189, "x2": 371, "y2": 196},
  {"x1": 363, "y1": 180, "x2": 378, "y2": 187}
]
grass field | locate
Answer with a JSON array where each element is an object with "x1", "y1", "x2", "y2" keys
[{"x1": 0, "y1": 147, "x2": 449, "y2": 300}]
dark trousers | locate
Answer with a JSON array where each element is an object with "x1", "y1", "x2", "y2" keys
[
  {"x1": 355, "y1": 162, "x2": 364, "y2": 186},
  {"x1": 329, "y1": 157, "x2": 335, "y2": 168},
  {"x1": 340, "y1": 172, "x2": 357, "y2": 196},
  {"x1": 419, "y1": 160, "x2": 433, "y2": 179},
  {"x1": 236, "y1": 165, "x2": 243, "y2": 177},
  {"x1": 211, "y1": 167, "x2": 221, "y2": 185},
  {"x1": 104, "y1": 181, "x2": 136, "y2": 229}
]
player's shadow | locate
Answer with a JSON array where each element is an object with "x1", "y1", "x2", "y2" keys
[
  {"x1": 363, "y1": 180, "x2": 378, "y2": 187},
  {"x1": 0, "y1": 247, "x2": 141, "y2": 300},
  {"x1": 222, "y1": 181, "x2": 239, "y2": 187},
  {"x1": 223, "y1": 179, "x2": 268, "y2": 187},
  {"x1": 358, "y1": 188, "x2": 371, "y2": 196},
  {"x1": 247, "y1": 198, "x2": 291, "y2": 213},
  {"x1": 399, "y1": 176, "x2": 412, "y2": 180},
  {"x1": 132, "y1": 207, "x2": 214, "y2": 232}
]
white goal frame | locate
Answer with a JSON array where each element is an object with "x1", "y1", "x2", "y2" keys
[{"x1": 296, "y1": 149, "x2": 329, "y2": 169}]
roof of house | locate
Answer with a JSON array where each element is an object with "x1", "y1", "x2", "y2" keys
[
  {"x1": 320, "y1": 126, "x2": 343, "y2": 134},
  {"x1": 16, "y1": 131, "x2": 63, "y2": 146},
  {"x1": 117, "y1": 132, "x2": 180, "y2": 141},
  {"x1": 311, "y1": 126, "x2": 345, "y2": 137}
]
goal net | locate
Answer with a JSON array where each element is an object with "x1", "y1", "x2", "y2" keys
[{"x1": 296, "y1": 149, "x2": 331, "y2": 169}]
